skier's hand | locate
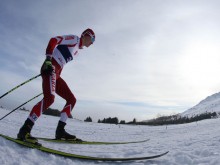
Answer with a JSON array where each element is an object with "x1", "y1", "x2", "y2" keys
[{"x1": 42, "y1": 58, "x2": 53, "y2": 75}]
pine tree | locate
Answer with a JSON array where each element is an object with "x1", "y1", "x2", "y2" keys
[{"x1": 84, "y1": 116, "x2": 92, "y2": 122}]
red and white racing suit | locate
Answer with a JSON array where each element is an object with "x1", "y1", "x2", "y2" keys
[{"x1": 29, "y1": 35, "x2": 82, "y2": 123}]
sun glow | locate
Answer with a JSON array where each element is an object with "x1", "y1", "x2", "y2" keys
[{"x1": 179, "y1": 39, "x2": 220, "y2": 93}]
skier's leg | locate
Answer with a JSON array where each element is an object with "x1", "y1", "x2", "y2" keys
[
  {"x1": 56, "y1": 77, "x2": 76, "y2": 122},
  {"x1": 17, "y1": 71, "x2": 56, "y2": 141},
  {"x1": 55, "y1": 77, "x2": 77, "y2": 140}
]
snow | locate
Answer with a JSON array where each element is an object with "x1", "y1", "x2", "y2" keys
[
  {"x1": 1, "y1": 108, "x2": 220, "y2": 165},
  {"x1": 181, "y1": 92, "x2": 220, "y2": 117}
]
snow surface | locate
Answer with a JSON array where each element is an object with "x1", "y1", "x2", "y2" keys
[
  {"x1": 0, "y1": 108, "x2": 220, "y2": 165},
  {"x1": 181, "y1": 92, "x2": 220, "y2": 117}
]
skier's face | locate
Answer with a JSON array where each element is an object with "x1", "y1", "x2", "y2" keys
[{"x1": 83, "y1": 35, "x2": 94, "y2": 47}]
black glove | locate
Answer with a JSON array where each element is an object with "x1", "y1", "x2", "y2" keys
[{"x1": 42, "y1": 58, "x2": 53, "y2": 75}]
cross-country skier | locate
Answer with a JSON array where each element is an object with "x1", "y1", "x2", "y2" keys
[{"x1": 17, "y1": 28, "x2": 95, "y2": 143}]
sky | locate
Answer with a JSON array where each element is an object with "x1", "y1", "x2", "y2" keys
[{"x1": 1, "y1": 0, "x2": 220, "y2": 122}]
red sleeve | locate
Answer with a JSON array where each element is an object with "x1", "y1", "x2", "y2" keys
[{"x1": 46, "y1": 38, "x2": 58, "y2": 55}]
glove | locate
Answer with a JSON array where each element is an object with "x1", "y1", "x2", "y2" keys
[{"x1": 41, "y1": 58, "x2": 53, "y2": 75}]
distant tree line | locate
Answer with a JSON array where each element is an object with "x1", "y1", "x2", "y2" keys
[
  {"x1": 127, "y1": 118, "x2": 137, "y2": 124},
  {"x1": 83, "y1": 116, "x2": 137, "y2": 125},
  {"x1": 138, "y1": 112, "x2": 218, "y2": 126},
  {"x1": 98, "y1": 117, "x2": 119, "y2": 124},
  {"x1": 14, "y1": 106, "x2": 220, "y2": 125},
  {"x1": 85, "y1": 112, "x2": 218, "y2": 126}
]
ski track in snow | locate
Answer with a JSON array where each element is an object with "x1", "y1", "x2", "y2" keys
[{"x1": 0, "y1": 108, "x2": 220, "y2": 165}]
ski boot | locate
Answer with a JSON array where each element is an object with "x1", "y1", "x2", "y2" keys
[
  {"x1": 55, "y1": 121, "x2": 82, "y2": 142},
  {"x1": 17, "y1": 118, "x2": 40, "y2": 145}
]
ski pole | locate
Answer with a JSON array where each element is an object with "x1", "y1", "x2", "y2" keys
[
  {"x1": 0, "y1": 93, "x2": 42, "y2": 121},
  {"x1": 0, "y1": 74, "x2": 41, "y2": 99}
]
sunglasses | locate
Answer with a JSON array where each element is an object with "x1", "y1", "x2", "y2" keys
[{"x1": 91, "y1": 36, "x2": 95, "y2": 43}]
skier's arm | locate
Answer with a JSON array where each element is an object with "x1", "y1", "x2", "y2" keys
[{"x1": 45, "y1": 36, "x2": 63, "y2": 59}]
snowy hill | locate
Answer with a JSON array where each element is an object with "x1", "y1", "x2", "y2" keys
[{"x1": 181, "y1": 92, "x2": 220, "y2": 117}]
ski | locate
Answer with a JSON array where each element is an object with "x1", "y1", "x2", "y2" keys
[
  {"x1": 36, "y1": 137, "x2": 150, "y2": 145},
  {"x1": 0, "y1": 134, "x2": 168, "y2": 161}
]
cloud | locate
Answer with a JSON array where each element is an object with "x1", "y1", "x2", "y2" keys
[{"x1": 1, "y1": 0, "x2": 220, "y2": 121}]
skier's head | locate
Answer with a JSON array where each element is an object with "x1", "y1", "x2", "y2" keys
[{"x1": 81, "y1": 28, "x2": 95, "y2": 48}]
